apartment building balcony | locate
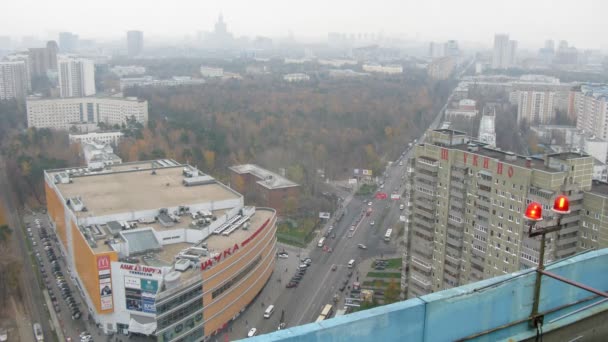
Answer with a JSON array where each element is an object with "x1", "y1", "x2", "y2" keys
[
  {"x1": 447, "y1": 236, "x2": 463, "y2": 248},
  {"x1": 416, "y1": 207, "x2": 436, "y2": 220},
  {"x1": 412, "y1": 248, "x2": 433, "y2": 260},
  {"x1": 556, "y1": 235, "x2": 578, "y2": 247},
  {"x1": 567, "y1": 192, "x2": 584, "y2": 201},
  {"x1": 556, "y1": 245, "x2": 578, "y2": 259},
  {"x1": 471, "y1": 246, "x2": 486, "y2": 258},
  {"x1": 412, "y1": 234, "x2": 434, "y2": 250},
  {"x1": 413, "y1": 214, "x2": 435, "y2": 228},
  {"x1": 447, "y1": 228, "x2": 463, "y2": 240},
  {"x1": 443, "y1": 269, "x2": 459, "y2": 284},
  {"x1": 476, "y1": 185, "x2": 492, "y2": 197},
  {"x1": 560, "y1": 213, "x2": 580, "y2": 225},
  {"x1": 415, "y1": 196, "x2": 433, "y2": 207},
  {"x1": 412, "y1": 256, "x2": 432, "y2": 270},
  {"x1": 413, "y1": 226, "x2": 434, "y2": 243},
  {"x1": 416, "y1": 188, "x2": 436, "y2": 200},
  {"x1": 450, "y1": 179, "x2": 466, "y2": 190},
  {"x1": 417, "y1": 157, "x2": 439, "y2": 168},
  {"x1": 477, "y1": 177, "x2": 493, "y2": 187},
  {"x1": 470, "y1": 255, "x2": 485, "y2": 268},
  {"x1": 475, "y1": 208, "x2": 491, "y2": 219},
  {"x1": 411, "y1": 264, "x2": 432, "y2": 277},
  {"x1": 416, "y1": 173, "x2": 438, "y2": 185},
  {"x1": 445, "y1": 244, "x2": 462, "y2": 258},
  {"x1": 470, "y1": 268, "x2": 484, "y2": 281},
  {"x1": 411, "y1": 274, "x2": 433, "y2": 288},
  {"x1": 450, "y1": 189, "x2": 465, "y2": 199}
]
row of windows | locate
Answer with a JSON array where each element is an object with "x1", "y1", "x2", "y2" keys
[
  {"x1": 156, "y1": 284, "x2": 203, "y2": 315},
  {"x1": 212, "y1": 255, "x2": 262, "y2": 299},
  {"x1": 157, "y1": 302, "x2": 203, "y2": 331}
]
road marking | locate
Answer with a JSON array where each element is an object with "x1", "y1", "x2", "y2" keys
[{"x1": 295, "y1": 267, "x2": 334, "y2": 325}]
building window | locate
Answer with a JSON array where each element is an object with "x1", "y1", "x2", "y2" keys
[
  {"x1": 592, "y1": 235, "x2": 597, "y2": 241},
  {"x1": 212, "y1": 255, "x2": 262, "y2": 299}
]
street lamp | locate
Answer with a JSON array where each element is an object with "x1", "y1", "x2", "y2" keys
[{"x1": 523, "y1": 195, "x2": 570, "y2": 328}]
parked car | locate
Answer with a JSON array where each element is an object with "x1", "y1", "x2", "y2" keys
[
  {"x1": 277, "y1": 252, "x2": 289, "y2": 259},
  {"x1": 357, "y1": 244, "x2": 367, "y2": 249},
  {"x1": 247, "y1": 328, "x2": 257, "y2": 337},
  {"x1": 286, "y1": 282, "x2": 297, "y2": 288}
]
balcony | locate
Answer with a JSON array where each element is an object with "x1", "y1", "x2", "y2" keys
[
  {"x1": 450, "y1": 189, "x2": 465, "y2": 199},
  {"x1": 477, "y1": 185, "x2": 492, "y2": 197},
  {"x1": 447, "y1": 236, "x2": 463, "y2": 248},
  {"x1": 443, "y1": 269, "x2": 459, "y2": 284},
  {"x1": 417, "y1": 157, "x2": 439, "y2": 168},
  {"x1": 560, "y1": 213, "x2": 580, "y2": 225},
  {"x1": 412, "y1": 256, "x2": 432, "y2": 270},
  {"x1": 412, "y1": 248, "x2": 433, "y2": 260},
  {"x1": 411, "y1": 274, "x2": 432, "y2": 287},
  {"x1": 556, "y1": 235, "x2": 578, "y2": 247},
  {"x1": 416, "y1": 207, "x2": 435, "y2": 220},
  {"x1": 470, "y1": 255, "x2": 485, "y2": 268},
  {"x1": 416, "y1": 199, "x2": 434, "y2": 211},
  {"x1": 471, "y1": 246, "x2": 486, "y2": 258},
  {"x1": 445, "y1": 253, "x2": 461, "y2": 264}
]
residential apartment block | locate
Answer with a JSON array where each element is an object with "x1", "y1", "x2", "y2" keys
[
  {"x1": 516, "y1": 89, "x2": 556, "y2": 124},
  {"x1": 572, "y1": 84, "x2": 608, "y2": 140},
  {"x1": 26, "y1": 95, "x2": 148, "y2": 129},
  {"x1": 58, "y1": 56, "x2": 96, "y2": 97},
  {"x1": 403, "y1": 129, "x2": 601, "y2": 298},
  {"x1": 0, "y1": 60, "x2": 31, "y2": 100}
]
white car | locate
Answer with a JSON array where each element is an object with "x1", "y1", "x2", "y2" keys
[
  {"x1": 349, "y1": 225, "x2": 355, "y2": 231},
  {"x1": 0, "y1": 328, "x2": 7, "y2": 342},
  {"x1": 277, "y1": 252, "x2": 289, "y2": 259},
  {"x1": 248, "y1": 328, "x2": 257, "y2": 337},
  {"x1": 380, "y1": 184, "x2": 385, "y2": 189},
  {"x1": 368, "y1": 201, "x2": 373, "y2": 206},
  {"x1": 370, "y1": 221, "x2": 375, "y2": 226},
  {"x1": 358, "y1": 244, "x2": 367, "y2": 249}
]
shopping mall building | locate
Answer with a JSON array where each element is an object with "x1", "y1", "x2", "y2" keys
[{"x1": 44, "y1": 159, "x2": 277, "y2": 341}]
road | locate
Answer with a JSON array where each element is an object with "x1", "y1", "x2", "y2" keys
[
  {"x1": 240, "y1": 58, "x2": 476, "y2": 336},
  {"x1": 0, "y1": 156, "x2": 51, "y2": 341}
]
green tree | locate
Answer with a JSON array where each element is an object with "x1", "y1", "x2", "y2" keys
[{"x1": 0, "y1": 225, "x2": 12, "y2": 246}]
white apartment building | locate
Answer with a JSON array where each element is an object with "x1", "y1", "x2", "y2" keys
[
  {"x1": 478, "y1": 108, "x2": 496, "y2": 147},
  {"x1": 110, "y1": 65, "x2": 146, "y2": 77},
  {"x1": 492, "y1": 34, "x2": 517, "y2": 69},
  {"x1": 516, "y1": 90, "x2": 556, "y2": 124},
  {"x1": 283, "y1": 73, "x2": 310, "y2": 82},
  {"x1": 69, "y1": 131, "x2": 124, "y2": 145},
  {"x1": 573, "y1": 85, "x2": 608, "y2": 141},
  {"x1": 27, "y1": 96, "x2": 148, "y2": 129},
  {"x1": 0, "y1": 60, "x2": 31, "y2": 100},
  {"x1": 199, "y1": 66, "x2": 224, "y2": 78},
  {"x1": 362, "y1": 64, "x2": 403, "y2": 74},
  {"x1": 58, "y1": 57, "x2": 96, "y2": 98}
]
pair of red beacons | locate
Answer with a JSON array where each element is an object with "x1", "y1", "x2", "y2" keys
[{"x1": 524, "y1": 195, "x2": 571, "y2": 222}]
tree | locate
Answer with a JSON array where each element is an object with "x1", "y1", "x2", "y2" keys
[
  {"x1": 385, "y1": 280, "x2": 400, "y2": 304},
  {"x1": 0, "y1": 225, "x2": 12, "y2": 247}
]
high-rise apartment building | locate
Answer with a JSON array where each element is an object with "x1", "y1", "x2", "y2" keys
[
  {"x1": 58, "y1": 57, "x2": 95, "y2": 98},
  {"x1": 28, "y1": 40, "x2": 59, "y2": 77},
  {"x1": 492, "y1": 34, "x2": 517, "y2": 69},
  {"x1": 404, "y1": 129, "x2": 598, "y2": 298},
  {"x1": 0, "y1": 61, "x2": 31, "y2": 100},
  {"x1": 58, "y1": 32, "x2": 78, "y2": 52},
  {"x1": 573, "y1": 84, "x2": 608, "y2": 140},
  {"x1": 427, "y1": 57, "x2": 455, "y2": 80},
  {"x1": 126, "y1": 30, "x2": 143, "y2": 57},
  {"x1": 26, "y1": 95, "x2": 148, "y2": 129},
  {"x1": 516, "y1": 89, "x2": 556, "y2": 124}
]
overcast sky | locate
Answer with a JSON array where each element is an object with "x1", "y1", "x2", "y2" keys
[{"x1": 1, "y1": 0, "x2": 605, "y2": 49}]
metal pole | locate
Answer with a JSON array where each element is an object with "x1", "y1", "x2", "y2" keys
[{"x1": 530, "y1": 231, "x2": 546, "y2": 326}]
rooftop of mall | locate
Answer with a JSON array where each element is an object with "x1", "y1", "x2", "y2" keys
[{"x1": 45, "y1": 159, "x2": 275, "y2": 285}]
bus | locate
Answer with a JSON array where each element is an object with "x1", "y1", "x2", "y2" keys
[
  {"x1": 33, "y1": 323, "x2": 44, "y2": 342},
  {"x1": 264, "y1": 305, "x2": 275, "y2": 318},
  {"x1": 384, "y1": 228, "x2": 393, "y2": 242},
  {"x1": 317, "y1": 237, "x2": 326, "y2": 248},
  {"x1": 315, "y1": 304, "x2": 334, "y2": 322}
]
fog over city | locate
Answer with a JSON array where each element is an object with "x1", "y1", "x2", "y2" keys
[
  {"x1": 1, "y1": 0, "x2": 606, "y2": 48},
  {"x1": 2, "y1": 1, "x2": 608, "y2": 342}
]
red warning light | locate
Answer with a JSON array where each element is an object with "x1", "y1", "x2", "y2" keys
[
  {"x1": 524, "y1": 202, "x2": 543, "y2": 222},
  {"x1": 552, "y1": 195, "x2": 570, "y2": 214}
]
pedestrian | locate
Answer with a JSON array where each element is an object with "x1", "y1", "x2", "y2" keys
[
  {"x1": 262, "y1": 302, "x2": 264, "y2": 307},
  {"x1": 285, "y1": 267, "x2": 288, "y2": 272}
]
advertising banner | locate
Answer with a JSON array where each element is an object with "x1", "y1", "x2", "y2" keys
[
  {"x1": 319, "y1": 212, "x2": 331, "y2": 219},
  {"x1": 390, "y1": 194, "x2": 401, "y2": 200},
  {"x1": 124, "y1": 277, "x2": 158, "y2": 314},
  {"x1": 124, "y1": 276, "x2": 141, "y2": 289},
  {"x1": 97, "y1": 255, "x2": 113, "y2": 310},
  {"x1": 348, "y1": 178, "x2": 357, "y2": 184}
]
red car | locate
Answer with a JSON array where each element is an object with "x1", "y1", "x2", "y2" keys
[{"x1": 286, "y1": 282, "x2": 298, "y2": 288}]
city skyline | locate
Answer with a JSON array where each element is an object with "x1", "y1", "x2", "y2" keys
[{"x1": 1, "y1": 0, "x2": 606, "y2": 50}]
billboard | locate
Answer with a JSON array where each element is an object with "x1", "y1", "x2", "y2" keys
[
  {"x1": 348, "y1": 178, "x2": 357, "y2": 185},
  {"x1": 124, "y1": 276, "x2": 159, "y2": 314},
  {"x1": 362, "y1": 169, "x2": 373, "y2": 176},
  {"x1": 390, "y1": 194, "x2": 400, "y2": 200},
  {"x1": 319, "y1": 212, "x2": 331, "y2": 219},
  {"x1": 97, "y1": 255, "x2": 113, "y2": 310}
]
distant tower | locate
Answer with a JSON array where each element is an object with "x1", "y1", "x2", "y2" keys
[
  {"x1": 58, "y1": 57, "x2": 96, "y2": 97},
  {"x1": 127, "y1": 30, "x2": 144, "y2": 57},
  {"x1": 214, "y1": 14, "x2": 228, "y2": 35}
]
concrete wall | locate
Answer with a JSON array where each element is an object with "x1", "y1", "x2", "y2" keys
[{"x1": 249, "y1": 249, "x2": 608, "y2": 342}]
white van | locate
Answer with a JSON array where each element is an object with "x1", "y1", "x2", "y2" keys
[
  {"x1": 264, "y1": 305, "x2": 275, "y2": 318},
  {"x1": 348, "y1": 259, "x2": 355, "y2": 268}
]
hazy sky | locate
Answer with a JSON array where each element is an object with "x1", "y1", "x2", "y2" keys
[{"x1": 1, "y1": 0, "x2": 605, "y2": 49}]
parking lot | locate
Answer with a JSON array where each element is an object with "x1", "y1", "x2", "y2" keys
[{"x1": 24, "y1": 212, "x2": 106, "y2": 342}]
